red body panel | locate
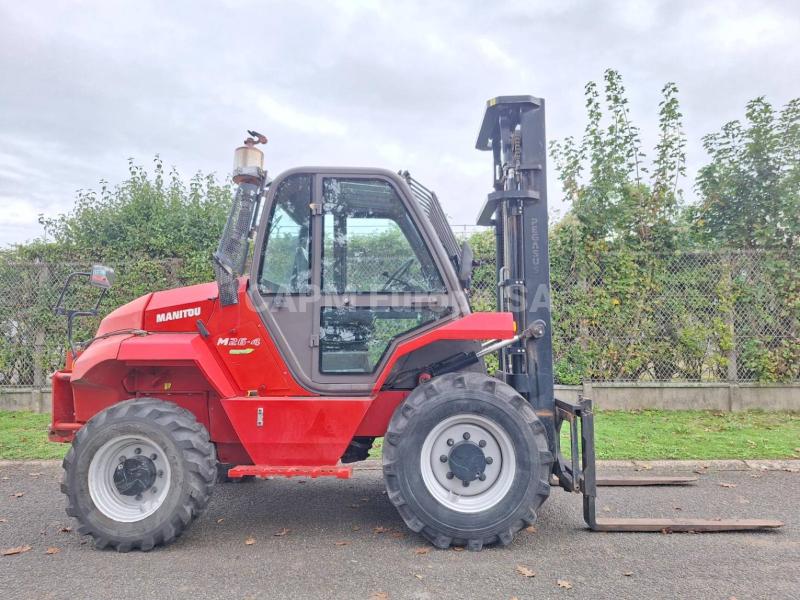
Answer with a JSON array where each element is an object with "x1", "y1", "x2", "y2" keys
[
  {"x1": 95, "y1": 295, "x2": 149, "y2": 336},
  {"x1": 143, "y1": 282, "x2": 218, "y2": 332},
  {"x1": 50, "y1": 277, "x2": 516, "y2": 468},
  {"x1": 205, "y1": 283, "x2": 310, "y2": 397},
  {"x1": 118, "y1": 333, "x2": 239, "y2": 398},
  {"x1": 372, "y1": 311, "x2": 515, "y2": 393},
  {"x1": 220, "y1": 396, "x2": 372, "y2": 465}
]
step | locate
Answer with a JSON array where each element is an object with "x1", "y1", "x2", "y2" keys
[{"x1": 227, "y1": 465, "x2": 352, "y2": 479}]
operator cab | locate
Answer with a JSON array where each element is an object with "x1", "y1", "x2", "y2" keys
[{"x1": 240, "y1": 168, "x2": 474, "y2": 394}]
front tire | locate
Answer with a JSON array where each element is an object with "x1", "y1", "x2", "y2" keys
[
  {"x1": 383, "y1": 372, "x2": 553, "y2": 550},
  {"x1": 61, "y1": 398, "x2": 216, "y2": 551}
]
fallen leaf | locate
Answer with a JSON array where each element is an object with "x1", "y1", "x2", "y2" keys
[
  {"x1": 334, "y1": 540, "x2": 349, "y2": 546},
  {"x1": 719, "y1": 482, "x2": 737, "y2": 488},
  {"x1": 351, "y1": 525, "x2": 361, "y2": 531},
  {"x1": 516, "y1": 565, "x2": 536, "y2": 578},
  {"x1": 2, "y1": 545, "x2": 32, "y2": 556},
  {"x1": 602, "y1": 506, "x2": 612, "y2": 512},
  {"x1": 525, "y1": 525, "x2": 537, "y2": 533},
  {"x1": 674, "y1": 507, "x2": 682, "y2": 511},
  {"x1": 10, "y1": 492, "x2": 24, "y2": 498},
  {"x1": 413, "y1": 547, "x2": 430, "y2": 555},
  {"x1": 414, "y1": 574, "x2": 423, "y2": 580},
  {"x1": 557, "y1": 579, "x2": 573, "y2": 589},
  {"x1": 369, "y1": 592, "x2": 389, "y2": 600},
  {"x1": 244, "y1": 537, "x2": 256, "y2": 545},
  {"x1": 273, "y1": 528, "x2": 289, "y2": 537},
  {"x1": 373, "y1": 526, "x2": 389, "y2": 534},
  {"x1": 390, "y1": 531, "x2": 406, "y2": 539},
  {"x1": 45, "y1": 547, "x2": 60, "y2": 555},
  {"x1": 452, "y1": 546, "x2": 464, "y2": 552},
  {"x1": 29, "y1": 472, "x2": 42, "y2": 477},
  {"x1": 623, "y1": 571, "x2": 633, "y2": 577},
  {"x1": 216, "y1": 518, "x2": 225, "y2": 524},
  {"x1": 58, "y1": 527, "x2": 72, "y2": 533}
]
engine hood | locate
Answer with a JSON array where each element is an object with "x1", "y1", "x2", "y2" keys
[
  {"x1": 96, "y1": 281, "x2": 220, "y2": 336},
  {"x1": 143, "y1": 281, "x2": 219, "y2": 332},
  {"x1": 95, "y1": 294, "x2": 151, "y2": 336}
]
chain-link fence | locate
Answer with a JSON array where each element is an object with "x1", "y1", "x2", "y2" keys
[
  {"x1": 469, "y1": 249, "x2": 799, "y2": 383},
  {"x1": 0, "y1": 259, "x2": 187, "y2": 388},
  {"x1": 1, "y1": 248, "x2": 797, "y2": 388}
]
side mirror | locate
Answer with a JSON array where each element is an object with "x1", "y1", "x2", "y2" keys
[
  {"x1": 458, "y1": 241, "x2": 473, "y2": 287},
  {"x1": 89, "y1": 265, "x2": 116, "y2": 289}
]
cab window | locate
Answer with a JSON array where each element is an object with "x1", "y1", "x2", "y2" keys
[
  {"x1": 258, "y1": 175, "x2": 312, "y2": 294},
  {"x1": 321, "y1": 178, "x2": 445, "y2": 294}
]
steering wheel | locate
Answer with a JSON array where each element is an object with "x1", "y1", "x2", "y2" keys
[{"x1": 380, "y1": 258, "x2": 416, "y2": 292}]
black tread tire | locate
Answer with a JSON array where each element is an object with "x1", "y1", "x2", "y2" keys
[
  {"x1": 61, "y1": 398, "x2": 216, "y2": 552},
  {"x1": 383, "y1": 372, "x2": 553, "y2": 551}
]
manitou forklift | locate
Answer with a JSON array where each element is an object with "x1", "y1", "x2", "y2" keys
[{"x1": 50, "y1": 96, "x2": 782, "y2": 551}]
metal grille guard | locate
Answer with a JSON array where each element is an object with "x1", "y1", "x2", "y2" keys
[{"x1": 554, "y1": 398, "x2": 783, "y2": 533}]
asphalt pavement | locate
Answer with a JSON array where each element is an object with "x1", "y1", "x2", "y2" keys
[{"x1": 1, "y1": 460, "x2": 798, "y2": 600}]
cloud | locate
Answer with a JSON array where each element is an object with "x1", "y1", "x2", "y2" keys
[
  {"x1": 2, "y1": 198, "x2": 39, "y2": 225},
  {"x1": 476, "y1": 37, "x2": 518, "y2": 71},
  {"x1": 255, "y1": 94, "x2": 348, "y2": 137},
  {"x1": 0, "y1": 0, "x2": 799, "y2": 246}
]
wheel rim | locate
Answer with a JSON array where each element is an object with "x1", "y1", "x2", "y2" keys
[
  {"x1": 420, "y1": 413, "x2": 516, "y2": 513},
  {"x1": 88, "y1": 435, "x2": 172, "y2": 522}
]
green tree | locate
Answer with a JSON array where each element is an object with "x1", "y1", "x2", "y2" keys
[
  {"x1": 548, "y1": 69, "x2": 694, "y2": 383},
  {"x1": 692, "y1": 97, "x2": 800, "y2": 381},
  {"x1": 21, "y1": 157, "x2": 231, "y2": 279},
  {"x1": 694, "y1": 97, "x2": 800, "y2": 250},
  {"x1": 0, "y1": 159, "x2": 232, "y2": 385}
]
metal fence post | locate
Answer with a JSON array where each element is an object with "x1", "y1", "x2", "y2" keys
[
  {"x1": 32, "y1": 262, "x2": 50, "y2": 410},
  {"x1": 724, "y1": 252, "x2": 741, "y2": 412}
]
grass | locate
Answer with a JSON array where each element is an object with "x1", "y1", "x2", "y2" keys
[
  {"x1": 2, "y1": 410, "x2": 799, "y2": 461},
  {"x1": 0, "y1": 411, "x2": 68, "y2": 460},
  {"x1": 586, "y1": 409, "x2": 800, "y2": 460}
]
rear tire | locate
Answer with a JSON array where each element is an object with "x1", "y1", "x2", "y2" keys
[
  {"x1": 383, "y1": 372, "x2": 553, "y2": 550},
  {"x1": 61, "y1": 398, "x2": 216, "y2": 551}
]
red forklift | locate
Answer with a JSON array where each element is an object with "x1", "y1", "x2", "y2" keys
[{"x1": 50, "y1": 97, "x2": 782, "y2": 551}]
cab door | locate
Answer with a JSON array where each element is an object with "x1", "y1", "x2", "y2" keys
[
  {"x1": 311, "y1": 174, "x2": 451, "y2": 390},
  {"x1": 250, "y1": 169, "x2": 454, "y2": 395},
  {"x1": 249, "y1": 172, "x2": 316, "y2": 390}
]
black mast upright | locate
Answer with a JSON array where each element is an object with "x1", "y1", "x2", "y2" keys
[{"x1": 476, "y1": 96, "x2": 555, "y2": 448}]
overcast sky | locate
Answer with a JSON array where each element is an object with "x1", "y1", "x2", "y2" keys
[{"x1": 1, "y1": 0, "x2": 798, "y2": 246}]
